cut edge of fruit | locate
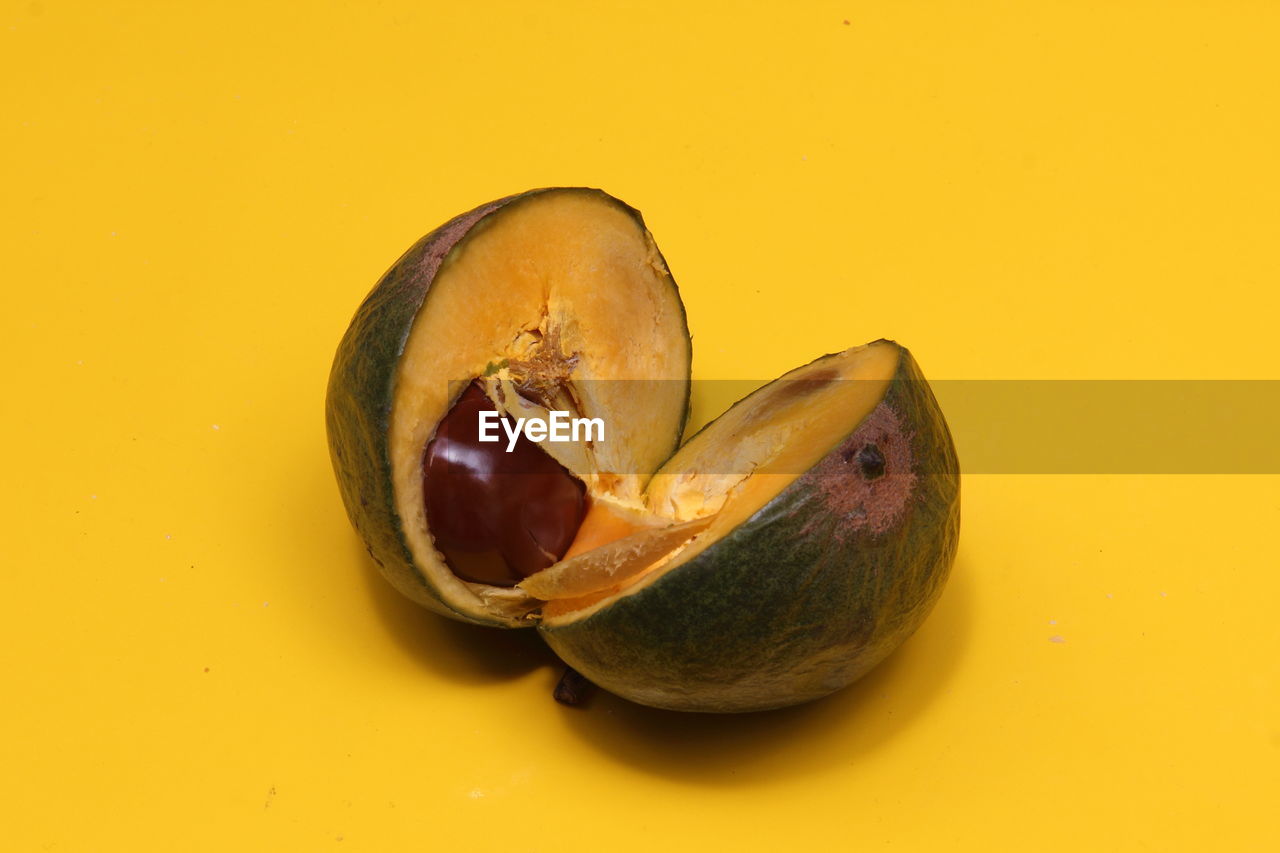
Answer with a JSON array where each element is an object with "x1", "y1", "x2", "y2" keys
[{"x1": 518, "y1": 516, "x2": 712, "y2": 601}]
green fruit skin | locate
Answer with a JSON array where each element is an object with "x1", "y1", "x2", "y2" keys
[
  {"x1": 325, "y1": 189, "x2": 690, "y2": 626},
  {"x1": 540, "y1": 345, "x2": 960, "y2": 712}
]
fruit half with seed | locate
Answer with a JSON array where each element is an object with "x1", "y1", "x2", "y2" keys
[
  {"x1": 326, "y1": 188, "x2": 960, "y2": 712},
  {"x1": 326, "y1": 188, "x2": 691, "y2": 625}
]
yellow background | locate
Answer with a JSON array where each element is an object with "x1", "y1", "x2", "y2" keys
[{"x1": 3, "y1": 1, "x2": 1277, "y2": 850}]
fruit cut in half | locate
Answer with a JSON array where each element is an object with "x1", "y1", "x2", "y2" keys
[
  {"x1": 327, "y1": 188, "x2": 960, "y2": 712},
  {"x1": 539, "y1": 340, "x2": 960, "y2": 711},
  {"x1": 326, "y1": 188, "x2": 692, "y2": 626}
]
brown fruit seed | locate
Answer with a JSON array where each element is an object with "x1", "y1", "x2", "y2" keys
[{"x1": 422, "y1": 382, "x2": 587, "y2": 586}]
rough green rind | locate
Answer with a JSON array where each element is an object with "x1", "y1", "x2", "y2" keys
[
  {"x1": 325, "y1": 189, "x2": 691, "y2": 627},
  {"x1": 540, "y1": 345, "x2": 960, "y2": 711}
]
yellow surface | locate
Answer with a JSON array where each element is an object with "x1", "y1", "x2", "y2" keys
[{"x1": 2, "y1": 1, "x2": 1277, "y2": 850}]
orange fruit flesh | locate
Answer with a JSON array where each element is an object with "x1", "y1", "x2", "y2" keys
[{"x1": 562, "y1": 500, "x2": 649, "y2": 560}]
